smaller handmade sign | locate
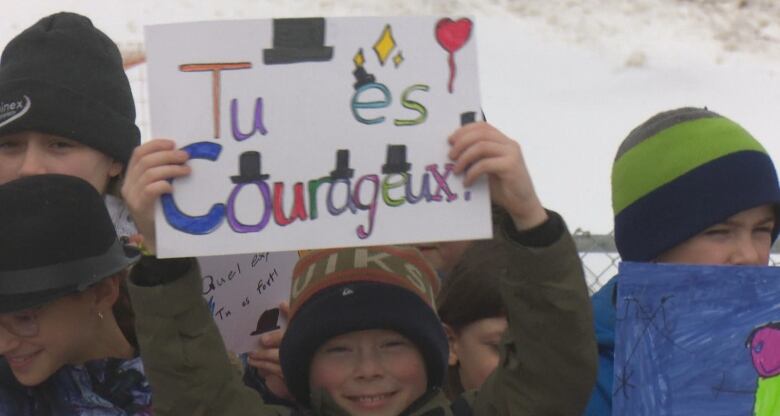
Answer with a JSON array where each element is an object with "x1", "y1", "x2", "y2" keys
[
  {"x1": 614, "y1": 261, "x2": 780, "y2": 416},
  {"x1": 197, "y1": 251, "x2": 298, "y2": 353}
]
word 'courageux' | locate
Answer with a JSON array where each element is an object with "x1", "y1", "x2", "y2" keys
[{"x1": 162, "y1": 142, "x2": 470, "y2": 239}]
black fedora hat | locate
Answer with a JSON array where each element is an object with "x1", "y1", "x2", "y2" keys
[{"x1": 0, "y1": 174, "x2": 139, "y2": 313}]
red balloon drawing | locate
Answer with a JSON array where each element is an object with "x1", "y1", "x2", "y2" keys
[{"x1": 435, "y1": 18, "x2": 473, "y2": 93}]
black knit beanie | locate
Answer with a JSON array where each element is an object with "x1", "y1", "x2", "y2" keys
[{"x1": 0, "y1": 12, "x2": 139, "y2": 163}]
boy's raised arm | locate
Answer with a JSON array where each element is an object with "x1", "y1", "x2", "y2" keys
[
  {"x1": 127, "y1": 256, "x2": 291, "y2": 416},
  {"x1": 448, "y1": 123, "x2": 597, "y2": 415}
]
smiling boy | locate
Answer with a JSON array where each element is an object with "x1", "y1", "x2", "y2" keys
[{"x1": 308, "y1": 329, "x2": 427, "y2": 414}]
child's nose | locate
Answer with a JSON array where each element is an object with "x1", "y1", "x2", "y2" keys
[
  {"x1": 354, "y1": 350, "x2": 384, "y2": 380},
  {"x1": 18, "y1": 148, "x2": 48, "y2": 178},
  {"x1": 731, "y1": 238, "x2": 762, "y2": 265}
]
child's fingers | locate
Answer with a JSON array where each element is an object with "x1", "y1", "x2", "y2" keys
[
  {"x1": 259, "y1": 330, "x2": 284, "y2": 349},
  {"x1": 462, "y1": 157, "x2": 507, "y2": 187},
  {"x1": 247, "y1": 359, "x2": 284, "y2": 378},
  {"x1": 448, "y1": 124, "x2": 507, "y2": 161},
  {"x1": 447, "y1": 120, "x2": 491, "y2": 144},
  {"x1": 142, "y1": 182, "x2": 174, "y2": 205},
  {"x1": 137, "y1": 164, "x2": 192, "y2": 189},
  {"x1": 128, "y1": 139, "x2": 178, "y2": 163},
  {"x1": 125, "y1": 180, "x2": 171, "y2": 207},
  {"x1": 279, "y1": 302, "x2": 290, "y2": 319},
  {"x1": 451, "y1": 140, "x2": 508, "y2": 175},
  {"x1": 131, "y1": 150, "x2": 189, "y2": 176},
  {"x1": 123, "y1": 164, "x2": 191, "y2": 216},
  {"x1": 249, "y1": 346, "x2": 280, "y2": 362}
]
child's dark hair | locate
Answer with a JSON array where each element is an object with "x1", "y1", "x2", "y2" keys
[
  {"x1": 437, "y1": 238, "x2": 508, "y2": 398},
  {"x1": 112, "y1": 270, "x2": 138, "y2": 348}
]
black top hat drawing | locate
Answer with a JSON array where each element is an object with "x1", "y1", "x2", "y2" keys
[
  {"x1": 353, "y1": 66, "x2": 376, "y2": 90},
  {"x1": 251, "y1": 308, "x2": 281, "y2": 336},
  {"x1": 231, "y1": 151, "x2": 270, "y2": 184},
  {"x1": 382, "y1": 144, "x2": 412, "y2": 174},
  {"x1": 263, "y1": 18, "x2": 334, "y2": 65},
  {"x1": 330, "y1": 149, "x2": 354, "y2": 179}
]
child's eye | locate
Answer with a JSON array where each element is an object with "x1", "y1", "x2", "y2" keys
[
  {"x1": 12, "y1": 312, "x2": 36, "y2": 324},
  {"x1": 703, "y1": 227, "x2": 730, "y2": 237},
  {"x1": 323, "y1": 345, "x2": 351, "y2": 354},
  {"x1": 381, "y1": 339, "x2": 409, "y2": 349},
  {"x1": 0, "y1": 139, "x2": 21, "y2": 150},
  {"x1": 753, "y1": 225, "x2": 774, "y2": 235},
  {"x1": 49, "y1": 139, "x2": 76, "y2": 149},
  {"x1": 482, "y1": 340, "x2": 500, "y2": 352}
]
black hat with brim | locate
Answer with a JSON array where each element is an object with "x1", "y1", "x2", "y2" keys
[{"x1": 0, "y1": 174, "x2": 140, "y2": 312}]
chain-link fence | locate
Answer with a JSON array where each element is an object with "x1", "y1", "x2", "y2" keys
[{"x1": 574, "y1": 230, "x2": 780, "y2": 294}]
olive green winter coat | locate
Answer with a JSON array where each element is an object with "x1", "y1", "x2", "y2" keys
[{"x1": 128, "y1": 214, "x2": 597, "y2": 415}]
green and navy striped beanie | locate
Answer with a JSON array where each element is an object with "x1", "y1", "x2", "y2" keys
[{"x1": 612, "y1": 107, "x2": 780, "y2": 262}]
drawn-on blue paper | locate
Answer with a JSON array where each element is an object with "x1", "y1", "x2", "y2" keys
[{"x1": 614, "y1": 261, "x2": 780, "y2": 416}]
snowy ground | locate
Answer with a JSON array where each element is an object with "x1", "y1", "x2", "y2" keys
[{"x1": 5, "y1": 0, "x2": 780, "y2": 234}]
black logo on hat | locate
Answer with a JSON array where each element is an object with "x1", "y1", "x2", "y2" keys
[
  {"x1": 0, "y1": 95, "x2": 31, "y2": 128},
  {"x1": 263, "y1": 18, "x2": 334, "y2": 65}
]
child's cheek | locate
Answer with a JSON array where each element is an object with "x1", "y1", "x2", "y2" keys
[
  {"x1": 386, "y1": 351, "x2": 428, "y2": 390},
  {"x1": 309, "y1": 358, "x2": 350, "y2": 393}
]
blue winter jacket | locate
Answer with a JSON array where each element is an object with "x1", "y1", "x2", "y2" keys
[
  {"x1": 584, "y1": 277, "x2": 617, "y2": 416},
  {"x1": 0, "y1": 356, "x2": 152, "y2": 415}
]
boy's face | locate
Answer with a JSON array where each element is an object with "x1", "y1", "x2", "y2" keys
[
  {"x1": 656, "y1": 204, "x2": 776, "y2": 265},
  {"x1": 447, "y1": 316, "x2": 507, "y2": 391},
  {"x1": 309, "y1": 329, "x2": 427, "y2": 416},
  {"x1": 0, "y1": 131, "x2": 121, "y2": 193}
]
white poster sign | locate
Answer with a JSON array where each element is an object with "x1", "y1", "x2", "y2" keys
[{"x1": 146, "y1": 16, "x2": 489, "y2": 257}]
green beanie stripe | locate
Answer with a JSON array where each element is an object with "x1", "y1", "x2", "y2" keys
[{"x1": 612, "y1": 116, "x2": 767, "y2": 214}]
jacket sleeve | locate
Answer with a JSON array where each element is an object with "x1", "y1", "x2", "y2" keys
[
  {"x1": 470, "y1": 210, "x2": 598, "y2": 415},
  {"x1": 127, "y1": 257, "x2": 291, "y2": 416}
]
